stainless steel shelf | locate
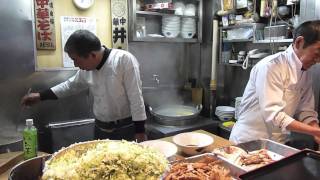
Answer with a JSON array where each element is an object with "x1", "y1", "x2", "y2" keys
[
  {"x1": 219, "y1": 63, "x2": 253, "y2": 68},
  {"x1": 136, "y1": 11, "x2": 198, "y2": 18},
  {"x1": 129, "y1": 0, "x2": 203, "y2": 43},
  {"x1": 223, "y1": 39, "x2": 253, "y2": 43},
  {"x1": 133, "y1": 37, "x2": 198, "y2": 43},
  {"x1": 221, "y1": 23, "x2": 265, "y2": 30},
  {"x1": 254, "y1": 39, "x2": 293, "y2": 43}
]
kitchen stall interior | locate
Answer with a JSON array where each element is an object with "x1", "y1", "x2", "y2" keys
[{"x1": 1, "y1": 0, "x2": 320, "y2": 170}]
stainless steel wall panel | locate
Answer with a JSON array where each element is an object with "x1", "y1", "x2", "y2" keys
[{"x1": 299, "y1": 0, "x2": 320, "y2": 23}]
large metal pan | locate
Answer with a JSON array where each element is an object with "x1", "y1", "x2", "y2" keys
[
  {"x1": 9, "y1": 155, "x2": 50, "y2": 180},
  {"x1": 149, "y1": 104, "x2": 202, "y2": 126}
]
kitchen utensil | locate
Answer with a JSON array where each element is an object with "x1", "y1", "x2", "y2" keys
[
  {"x1": 140, "y1": 140, "x2": 177, "y2": 158},
  {"x1": 9, "y1": 154, "x2": 50, "y2": 180},
  {"x1": 149, "y1": 104, "x2": 202, "y2": 126},
  {"x1": 172, "y1": 132, "x2": 214, "y2": 156}
]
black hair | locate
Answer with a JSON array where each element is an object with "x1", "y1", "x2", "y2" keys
[
  {"x1": 293, "y1": 20, "x2": 320, "y2": 48},
  {"x1": 64, "y1": 29, "x2": 101, "y2": 58}
]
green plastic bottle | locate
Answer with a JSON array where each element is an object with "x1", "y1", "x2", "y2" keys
[{"x1": 23, "y1": 119, "x2": 38, "y2": 160}]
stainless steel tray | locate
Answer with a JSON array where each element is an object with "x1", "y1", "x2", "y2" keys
[
  {"x1": 235, "y1": 138, "x2": 299, "y2": 157},
  {"x1": 212, "y1": 139, "x2": 300, "y2": 172},
  {"x1": 239, "y1": 149, "x2": 320, "y2": 180},
  {"x1": 166, "y1": 153, "x2": 246, "y2": 179}
]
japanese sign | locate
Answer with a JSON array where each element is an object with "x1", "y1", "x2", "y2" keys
[
  {"x1": 34, "y1": 0, "x2": 56, "y2": 50},
  {"x1": 60, "y1": 16, "x2": 96, "y2": 67},
  {"x1": 111, "y1": 0, "x2": 128, "y2": 50}
]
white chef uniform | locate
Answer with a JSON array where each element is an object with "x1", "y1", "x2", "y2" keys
[
  {"x1": 229, "y1": 45, "x2": 318, "y2": 144},
  {"x1": 51, "y1": 49, "x2": 147, "y2": 123}
]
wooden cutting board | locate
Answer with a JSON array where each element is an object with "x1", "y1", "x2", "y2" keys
[{"x1": 0, "y1": 152, "x2": 24, "y2": 175}]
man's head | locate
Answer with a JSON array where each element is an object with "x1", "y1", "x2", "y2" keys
[
  {"x1": 293, "y1": 20, "x2": 320, "y2": 70},
  {"x1": 64, "y1": 30, "x2": 103, "y2": 70}
]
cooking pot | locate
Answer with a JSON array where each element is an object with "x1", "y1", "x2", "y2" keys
[{"x1": 149, "y1": 104, "x2": 202, "y2": 126}]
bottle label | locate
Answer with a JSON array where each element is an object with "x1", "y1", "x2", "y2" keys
[{"x1": 23, "y1": 128, "x2": 37, "y2": 160}]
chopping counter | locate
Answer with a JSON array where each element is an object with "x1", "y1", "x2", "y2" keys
[{"x1": 0, "y1": 129, "x2": 232, "y2": 180}]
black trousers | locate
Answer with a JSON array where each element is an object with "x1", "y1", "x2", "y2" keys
[{"x1": 94, "y1": 117, "x2": 135, "y2": 141}]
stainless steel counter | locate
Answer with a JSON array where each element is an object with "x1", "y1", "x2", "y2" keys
[{"x1": 146, "y1": 116, "x2": 220, "y2": 139}]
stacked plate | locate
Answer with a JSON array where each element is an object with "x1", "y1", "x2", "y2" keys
[
  {"x1": 215, "y1": 106, "x2": 235, "y2": 121},
  {"x1": 181, "y1": 17, "x2": 196, "y2": 39},
  {"x1": 162, "y1": 16, "x2": 180, "y2": 38}
]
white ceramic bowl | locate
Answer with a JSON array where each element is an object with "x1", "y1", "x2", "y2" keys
[
  {"x1": 181, "y1": 31, "x2": 196, "y2": 39},
  {"x1": 216, "y1": 106, "x2": 235, "y2": 112},
  {"x1": 217, "y1": 114, "x2": 234, "y2": 121},
  {"x1": 162, "y1": 23, "x2": 180, "y2": 29},
  {"x1": 172, "y1": 132, "x2": 214, "y2": 156},
  {"x1": 162, "y1": 30, "x2": 180, "y2": 38},
  {"x1": 140, "y1": 140, "x2": 178, "y2": 158},
  {"x1": 181, "y1": 26, "x2": 196, "y2": 31},
  {"x1": 174, "y1": 2, "x2": 185, "y2": 15},
  {"x1": 184, "y1": 4, "x2": 196, "y2": 16}
]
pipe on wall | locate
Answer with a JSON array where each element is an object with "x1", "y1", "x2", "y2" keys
[{"x1": 210, "y1": 19, "x2": 219, "y2": 91}]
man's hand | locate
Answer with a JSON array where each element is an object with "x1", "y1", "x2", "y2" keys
[
  {"x1": 309, "y1": 121, "x2": 320, "y2": 144},
  {"x1": 21, "y1": 93, "x2": 41, "y2": 107},
  {"x1": 314, "y1": 135, "x2": 320, "y2": 144},
  {"x1": 134, "y1": 132, "x2": 147, "y2": 143}
]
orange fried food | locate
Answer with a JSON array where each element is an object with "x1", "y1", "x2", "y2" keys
[{"x1": 164, "y1": 157, "x2": 232, "y2": 180}]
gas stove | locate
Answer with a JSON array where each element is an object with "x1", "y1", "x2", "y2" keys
[{"x1": 146, "y1": 116, "x2": 220, "y2": 139}]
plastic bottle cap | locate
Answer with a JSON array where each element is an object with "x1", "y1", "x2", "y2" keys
[{"x1": 26, "y1": 119, "x2": 34, "y2": 126}]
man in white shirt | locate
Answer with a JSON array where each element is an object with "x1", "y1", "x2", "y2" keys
[
  {"x1": 230, "y1": 20, "x2": 320, "y2": 145},
  {"x1": 21, "y1": 30, "x2": 147, "y2": 142}
]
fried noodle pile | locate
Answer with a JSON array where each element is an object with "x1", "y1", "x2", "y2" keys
[{"x1": 42, "y1": 140, "x2": 168, "y2": 180}]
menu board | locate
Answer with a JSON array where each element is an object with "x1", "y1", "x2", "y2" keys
[{"x1": 60, "y1": 16, "x2": 96, "y2": 67}]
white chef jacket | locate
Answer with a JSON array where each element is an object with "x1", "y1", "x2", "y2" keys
[
  {"x1": 51, "y1": 49, "x2": 147, "y2": 122},
  {"x1": 229, "y1": 45, "x2": 318, "y2": 144}
]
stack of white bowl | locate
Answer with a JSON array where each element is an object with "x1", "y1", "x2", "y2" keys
[
  {"x1": 184, "y1": 4, "x2": 196, "y2": 16},
  {"x1": 174, "y1": 2, "x2": 185, "y2": 15},
  {"x1": 162, "y1": 16, "x2": 180, "y2": 38},
  {"x1": 234, "y1": 97, "x2": 242, "y2": 120},
  {"x1": 181, "y1": 17, "x2": 196, "y2": 39},
  {"x1": 215, "y1": 106, "x2": 235, "y2": 121}
]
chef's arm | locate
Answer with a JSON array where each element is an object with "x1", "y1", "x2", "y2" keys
[
  {"x1": 21, "y1": 71, "x2": 86, "y2": 106},
  {"x1": 122, "y1": 54, "x2": 147, "y2": 141},
  {"x1": 295, "y1": 79, "x2": 319, "y2": 124},
  {"x1": 51, "y1": 71, "x2": 88, "y2": 98},
  {"x1": 286, "y1": 120, "x2": 320, "y2": 139}
]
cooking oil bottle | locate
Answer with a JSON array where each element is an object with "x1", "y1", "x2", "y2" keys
[{"x1": 23, "y1": 119, "x2": 38, "y2": 160}]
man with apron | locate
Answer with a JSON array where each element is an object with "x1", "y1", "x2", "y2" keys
[{"x1": 230, "y1": 20, "x2": 320, "y2": 145}]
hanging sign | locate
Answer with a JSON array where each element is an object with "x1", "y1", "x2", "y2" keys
[
  {"x1": 34, "y1": 0, "x2": 56, "y2": 50},
  {"x1": 60, "y1": 16, "x2": 96, "y2": 67},
  {"x1": 111, "y1": 0, "x2": 128, "y2": 50}
]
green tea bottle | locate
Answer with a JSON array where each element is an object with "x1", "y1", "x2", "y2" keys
[{"x1": 23, "y1": 119, "x2": 38, "y2": 160}]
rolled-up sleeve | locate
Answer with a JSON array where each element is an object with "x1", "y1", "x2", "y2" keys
[
  {"x1": 295, "y1": 74, "x2": 318, "y2": 125},
  {"x1": 122, "y1": 54, "x2": 147, "y2": 121},
  {"x1": 255, "y1": 63, "x2": 295, "y2": 132},
  {"x1": 51, "y1": 70, "x2": 88, "y2": 98}
]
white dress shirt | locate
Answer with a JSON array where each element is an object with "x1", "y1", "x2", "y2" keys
[
  {"x1": 229, "y1": 45, "x2": 318, "y2": 144},
  {"x1": 51, "y1": 49, "x2": 147, "y2": 122}
]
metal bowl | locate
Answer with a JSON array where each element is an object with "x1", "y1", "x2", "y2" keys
[
  {"x1": 149, "y1": 104, "x2": 202, "y2": 126},
  {"x1": 9, "y1": 155, "x2": 51, "y2": 180}
]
